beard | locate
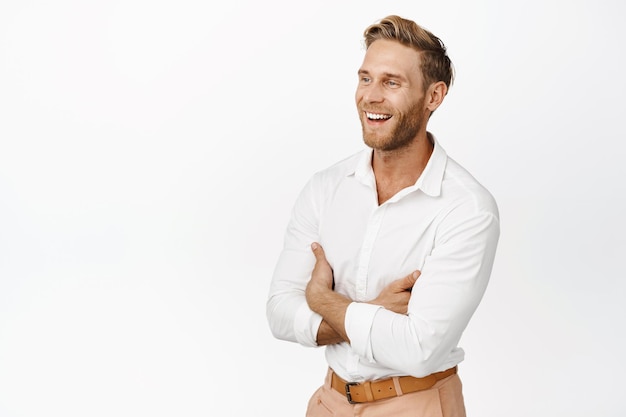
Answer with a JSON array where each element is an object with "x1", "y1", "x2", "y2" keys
[{"x1": 360, "y1": 97, "x2": 426, "y2": 152}]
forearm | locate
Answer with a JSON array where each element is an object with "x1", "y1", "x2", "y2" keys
[
  {"x1": 307, "y1": 287, "x2": 352, "y2": 344},
  {"x1": 316, "y1": 320, "x2": 346, "y2": 345}
]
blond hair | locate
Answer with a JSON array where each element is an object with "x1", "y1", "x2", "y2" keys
[{"x1": 363, "y1": 15, "x2": 454, "y2": 91}]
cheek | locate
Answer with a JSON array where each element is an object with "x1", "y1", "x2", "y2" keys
[
  {"x1": 354, "y1": 90, "x2": 362, "y2": 106},
  {"x1": 355, "y1": 84, "x2": 369, "y2": 105}
]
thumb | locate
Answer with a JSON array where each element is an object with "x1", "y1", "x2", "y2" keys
[
  {"x1": 311, "y1": 242, "x2": 327, "y2": 262},
  {"x1": 404, "y1": 270, "x2": 421, "y2": 290}
]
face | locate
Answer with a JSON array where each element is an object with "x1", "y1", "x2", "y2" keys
[{"x1": 355, "y1": 39, "x2": 429, "y2": 152}]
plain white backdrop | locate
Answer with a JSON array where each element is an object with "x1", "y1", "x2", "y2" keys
[{"x1": 1, "y1": 0, "x2": 624, "y2": 416}]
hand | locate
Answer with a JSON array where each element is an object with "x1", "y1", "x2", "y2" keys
[
  {"x1": 369, "y1": 270, "x2": 420, "y2": 314},
  {"x1": 305, "y1": 243, "x2": 351, "y2": 343},
  {"x1": 305, "y1": 242, "x2": 334, "y2": 311}
]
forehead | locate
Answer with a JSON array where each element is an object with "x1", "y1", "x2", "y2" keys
[{"x1": 360, "y1": 39, "x2": 422, "y2": 79}]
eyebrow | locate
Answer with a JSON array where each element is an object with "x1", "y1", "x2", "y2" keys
[{"x1": 358, "y1": 69, "x2": 406, "y2": 81}]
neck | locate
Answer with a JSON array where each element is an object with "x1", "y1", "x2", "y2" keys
[{"x1": 372, "y1": 132, "x2": 434, "y2": 204}]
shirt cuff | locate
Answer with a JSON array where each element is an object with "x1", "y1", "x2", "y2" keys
[
  {"x1": 345, "y1": 302, "x2": 382, "y2": 362},
  {"x1": 294, "y1": 301, "x2": 324, "y2": 347}
]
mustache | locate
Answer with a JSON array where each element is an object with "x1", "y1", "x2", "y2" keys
[{"x1": 360, "y1": 107, "x2": 393, "y2": 114}]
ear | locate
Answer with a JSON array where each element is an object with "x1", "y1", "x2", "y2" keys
[{"x1": 425, "y1": 81, "x2": 448, "y2": 113}]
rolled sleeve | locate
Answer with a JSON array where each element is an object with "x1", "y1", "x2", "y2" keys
[
  {"x1": 267, "y1": 174, "x2": 322, "y2": 345},
  {"x1": 345, "y1": 302, "x2": 382, "y2": 362},
  {"x1": 294, "y1": 302, "x2": 324, "y2": 347}
]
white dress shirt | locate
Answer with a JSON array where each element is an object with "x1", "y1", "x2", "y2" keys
[{"x1": 267, "y1": 135, "x2": 500, "y2": 382}]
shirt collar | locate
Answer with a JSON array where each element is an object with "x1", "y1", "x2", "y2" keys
[{"x1": 351, "y1": 132, "x2": 448, "y2": 198}]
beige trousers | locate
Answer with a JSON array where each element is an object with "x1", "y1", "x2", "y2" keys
[{"x1": 305, "y1": 369, "x2": 466, "y2": 417}]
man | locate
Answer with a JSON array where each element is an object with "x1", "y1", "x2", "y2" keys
[{"x1": 267, "y1": 15, "x2": 499, "y2": 417}]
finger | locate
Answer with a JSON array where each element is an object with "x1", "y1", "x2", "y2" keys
[
  {"x1": 402, "y1": 270, "x2": 421, "y2": 290},
  {"x1": 310, "y1": 242, "x2": 327, "y2": 262}
]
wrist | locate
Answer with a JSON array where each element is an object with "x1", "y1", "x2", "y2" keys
[{"x1": 306, "y1": 282, "x2": 332, "y2": 314}]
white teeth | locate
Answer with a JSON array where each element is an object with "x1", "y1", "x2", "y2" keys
[{"x1": 366, "y1": 112, "x2": 391, "y2": 120}]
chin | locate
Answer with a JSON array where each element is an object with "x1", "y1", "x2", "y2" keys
[{"x1": 363, "y1": 137, "x2": 393, "y2": 151}]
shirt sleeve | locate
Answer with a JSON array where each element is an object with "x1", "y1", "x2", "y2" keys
[
  {"x1": 266, "y1": 174, "x2": 324, "y2": 347},
  {"x1": 345, "y1": 203, "x2": 500, "y2": 377},
  {"x1": 345, "y1": 302, "x2": 382, "y2": 361}
]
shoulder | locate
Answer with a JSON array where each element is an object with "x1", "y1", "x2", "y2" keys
[
  {"x1": 443, "y1": 156, "x2": 499, "y2": 219},
  {"x1": 308, "y1": 149, "x2": 365, "y2": 188},
  {"x1": 293, "y1": 149, "x2": 366, "y2": 211}
]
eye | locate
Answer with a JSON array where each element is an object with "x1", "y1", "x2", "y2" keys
[
  {"x1": 386, "y1": 80, "x2": 400, "y2": 88},
  {"x1": 360, "y1": 76, "x2": 371, "y2": 84}
]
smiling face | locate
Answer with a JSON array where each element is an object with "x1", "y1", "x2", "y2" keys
[{"x1": 355, "y1": 39, "x2": 430, "y2": 152}]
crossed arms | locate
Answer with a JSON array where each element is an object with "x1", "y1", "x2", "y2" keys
[
  {"x1": 267, "y1": 169, "x2": 500, "y2": 376},
  {"x1": 305, "y1": 242, "x2": 419, "y2": 346}
]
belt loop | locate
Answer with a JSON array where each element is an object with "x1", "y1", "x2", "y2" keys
[
  {"x1": 363, "y1": 381, "x2": 375, "y2": 402},
  {"x1": 392, "y1": 377, "x2": 403, "y2": 396},
  {"x1": 325, "y1": 368, "x2": 334, "y2": 389}
]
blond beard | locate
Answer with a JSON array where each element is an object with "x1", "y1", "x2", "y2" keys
[{"x1": 361, "y1": 98, "x2": 425, "y2": 152}]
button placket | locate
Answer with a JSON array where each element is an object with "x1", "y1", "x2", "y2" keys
[{"x1": 354, "y1": 205, "x2": 386, "y2": 301}]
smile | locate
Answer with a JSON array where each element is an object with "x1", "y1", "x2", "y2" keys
[{"x1": 365, "y1": 112, "x2": 392, "y2": 120}]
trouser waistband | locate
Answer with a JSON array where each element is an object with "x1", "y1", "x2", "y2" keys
[{"x1": 330, "y1": 366, "x2": 457, "y2": 404}]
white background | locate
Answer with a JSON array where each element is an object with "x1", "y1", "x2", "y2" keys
[{"x1": 1, "y1": 0, "x2": 624, "y2": 416}]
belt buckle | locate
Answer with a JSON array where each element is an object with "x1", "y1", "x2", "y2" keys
[{"x1": 344, "y1": 382, "x2": 359, "y2": 404}]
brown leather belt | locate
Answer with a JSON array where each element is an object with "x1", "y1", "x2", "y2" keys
[{"x1": 330, "y1": 366, "x2": 457, "y2": 404}]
